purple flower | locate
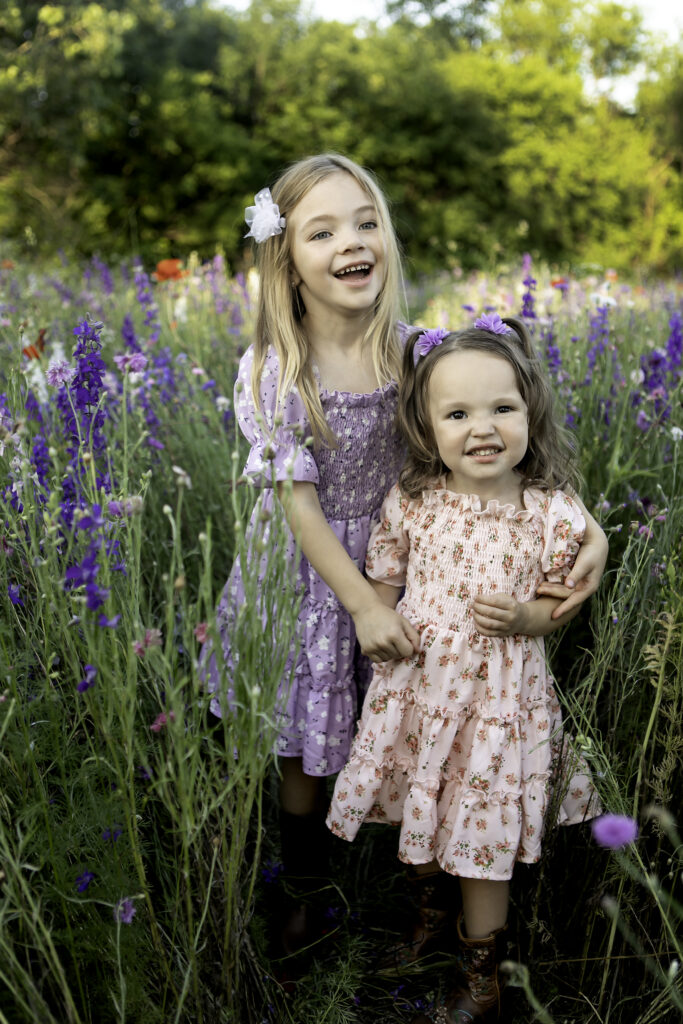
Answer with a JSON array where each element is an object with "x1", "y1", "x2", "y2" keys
[
  {"x1": 76, "y1": 870, "x2": 95, "y2": 891},
  {"x1": 102, "y1": 826, "x2": 123, "y2": 842},
  {"x1": 46, "y1": 360, "x2": 75, "y2": 387},
  {"x1": 98, "y1": 613, "x2": 121, "y2": 628},
  {"x1": 8, "y1": 583, "x2": 23, "y2": 607},
  {"x1": 413, "y1": 327, "x2": 450, "y2": 365},
  {"x1": 474, "y1": 313, "x2": 513, "y2": 336},
  {"x1": 261, "y1": 858, "x2": 284, "y2": 884},
  {"x1": 114, "y1": 898, "x2": 136, "y2": 924},
  {"x1": 77, "y1": 664, "x2": 97, "y2": 693},
  {"x1": 592, "y1": 814, "x2": 638, "y2": 849}
]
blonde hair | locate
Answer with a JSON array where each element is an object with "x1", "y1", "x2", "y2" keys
[
  {"x1": 249, "y1": 153, "x2": 405, "y2": 446},
  {"x1": 398, "y1": 317, "x2": 581, "y2": 498}
]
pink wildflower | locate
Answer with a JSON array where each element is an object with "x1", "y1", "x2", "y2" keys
[
  {"x1": 150, "y1": 710, "x2": 176, "y2": 733},
  {"x1": 194, "y1": 622, "x2": 208, "y2": 643}
]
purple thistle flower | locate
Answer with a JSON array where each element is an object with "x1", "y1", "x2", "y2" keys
[
  {"x1": 76, "y1": 870, "x2": 95, "y2": 891},
  {"x1": 114, "y1": 898, "x2": 136, "y2": 924},
  {"x1": 592, "y1": 814, "x2": 638, "y2": 849}
]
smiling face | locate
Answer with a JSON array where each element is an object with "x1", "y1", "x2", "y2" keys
[
  {"x1": 286, "y1": 171, "x2": 385, "y2": 324},
  {"x1": 427, "y1": 348, "x2": 529, "y2": 503}
]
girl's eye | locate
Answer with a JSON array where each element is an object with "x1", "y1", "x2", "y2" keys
[
  {"x1": 311, "y1": 230, "x2": 332, "y2": 240},
  {"x1": 359, "y1": 220, "x2": 377, "y2": 231},
  {"x1": 449, "y1": 410, "x2": 466, "y2": 420},
  {"x1": 496, "y1": 405, "x2": 513, "y2": 414}
]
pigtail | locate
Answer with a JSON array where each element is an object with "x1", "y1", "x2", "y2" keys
[
  {"x1": 397, "y1": 330, "x2": 446, "y2": 498},
  {"x1": 502, "y1": 317, "x2": 535, "y2": 360}
]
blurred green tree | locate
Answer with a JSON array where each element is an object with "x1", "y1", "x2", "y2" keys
[{"x1": 0, "y1": 0, "x2": 680, "y2": 272}]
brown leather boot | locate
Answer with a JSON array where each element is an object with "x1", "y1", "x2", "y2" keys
[
  {"x1": 378, "y1": 867, "x2": 455, "y2": 972},
  {"x1": 410, "y1": 912, "x2": 506, "y2": 1023}
]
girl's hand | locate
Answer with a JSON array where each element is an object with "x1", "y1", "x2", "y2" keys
[
  {"x1": 472, "y1": 594, "x2": 530, "y2": 637},
  {"x1": 539, "y1": 499, "x2": 610, "y2": 618},
  {"x1": 353, "y1": 603, "x2": 421, "y2": 663},
  {"x1": 536, "y1": 542, "x2": 608, "y2": 617}
]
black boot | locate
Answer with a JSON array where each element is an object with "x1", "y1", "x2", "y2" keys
[{"x1": 277, "y1": 808, "x2": 330, "y2": 956}]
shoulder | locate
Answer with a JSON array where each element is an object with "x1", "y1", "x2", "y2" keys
[{"x1": 524, "y1": 487, "x2": 586, "y2": 531}]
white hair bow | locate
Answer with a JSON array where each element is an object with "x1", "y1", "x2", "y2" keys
[{"x1": 244, "y1": 188, "x2": 286, "y2": 243}]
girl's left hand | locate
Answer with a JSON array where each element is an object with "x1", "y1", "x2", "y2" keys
[{"x1": 472, "y1": 594, "x2": 529, "y2": 636}]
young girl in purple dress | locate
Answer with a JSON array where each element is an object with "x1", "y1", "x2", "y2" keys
[
  {"x1": 327, "y1": 318, "x2": 601, "y2": 1022},
  {"x1": 200, "y1": 153, "x2": 607, "y2": 954}
]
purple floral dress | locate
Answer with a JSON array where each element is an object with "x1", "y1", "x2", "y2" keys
[{"x1": 200, "y1": 341, "x2": 407, "y2": 776}]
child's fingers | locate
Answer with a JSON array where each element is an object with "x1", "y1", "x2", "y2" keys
[
  {"x1": 472, "y1": 598, "x2": 511, "y2": 623},
  {"x1": 536, "y1": 581, "x2": 573, "y2": 599},
  {"x1": 402, "y1": 617, "x2": 421, "y2": 652}
]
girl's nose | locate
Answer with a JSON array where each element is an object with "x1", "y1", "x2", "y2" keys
[
  {"x1": 338, "y1": 227, "x2": 364, "y2": 252},
  {"x1": 471, "y1": 418, "x2": 495, "y2": 435}
]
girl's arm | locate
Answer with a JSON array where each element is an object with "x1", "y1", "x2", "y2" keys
[
  {"x1": 278, "y1": 482, "x2": 420, "y2": 662},
  {"x1": 536, "y1": 497, "x2": 608, "y2": 618},
  {"x1": 472, "y1": 594, "x2": 579, "y2": 637}
]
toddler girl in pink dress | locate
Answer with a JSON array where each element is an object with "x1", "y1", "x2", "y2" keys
[{"x1": 327, "y1": 315, "x2": 600, "y2": 1023}]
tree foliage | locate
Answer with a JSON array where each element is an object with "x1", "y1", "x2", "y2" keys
[{"x1": 0, "y1": 0, "x2": 681, "y2": 272}]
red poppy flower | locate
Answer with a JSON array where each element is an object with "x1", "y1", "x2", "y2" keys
[{"x1": 154, "y1": 259, "x2": 185, "y2": 282}]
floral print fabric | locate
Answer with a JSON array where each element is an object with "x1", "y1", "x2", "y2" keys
[
  {"x1": 199, "y1": 341, "x2": 407, "y2": 776},
  {"x1": 327, "y1": 483, "x2": 600, "y2": 879}
]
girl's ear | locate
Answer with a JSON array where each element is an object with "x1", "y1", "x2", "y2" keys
[{"x1": 289, "y1": 264, "x2": 301, "y2": 288}]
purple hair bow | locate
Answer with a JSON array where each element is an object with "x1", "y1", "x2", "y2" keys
[
  {"x1": 474, "y1": 313, "x2": 513, "y2": 335},
  {"x1": 412, "y1": 327, "x2": 450, "y2": 366}
]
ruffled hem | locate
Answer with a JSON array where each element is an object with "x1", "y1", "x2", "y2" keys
[{"x1": 327, "y1": 752, "x2": 597, "y2": 878}]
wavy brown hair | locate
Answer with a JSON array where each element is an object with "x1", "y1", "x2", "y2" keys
[
  {"x1": 397, "y1": 317, "x2": 581, "y2": 499},
  {"x1": 249, "y1": 153, "x2": 405, "y2": 447}
]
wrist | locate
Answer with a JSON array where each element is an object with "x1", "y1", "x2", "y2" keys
[{"x1": 346, "y1": 581, "x2": 382, "y2": 620}]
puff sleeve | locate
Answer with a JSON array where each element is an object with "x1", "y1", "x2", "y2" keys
[
  {"x1": 364, "y1": 483, "x2": 413, "y2": 587},
  {"x1": 234, "y1": 345, "x2": 319, "y2": 487},
  {"x1": 538, "y1": 490, "x2": 586, "y2": 584}
]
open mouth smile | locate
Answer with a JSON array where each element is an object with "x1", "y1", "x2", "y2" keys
[
  {"x1": 466, "y1": 446, "x2": 502, "y2": 457},
  {"x1": 334, "y1": 263, "x2": 372, "y2": 280}
]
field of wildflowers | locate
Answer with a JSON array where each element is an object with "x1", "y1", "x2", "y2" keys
[{"x1": 0, "y1": 252, "x2": 681, "y2": 1023}]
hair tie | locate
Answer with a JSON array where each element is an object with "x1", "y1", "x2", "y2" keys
[
  {"x1": 244, "y1": 188, "x2": 286, "y2": 243},
  {"x1": 474, "y1": 313, "x2": 514, "y2": 335},
  {"x1": 412, "y1": 327, "x2": 449, "y2": 366}
]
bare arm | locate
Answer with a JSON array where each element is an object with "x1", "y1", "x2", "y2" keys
[
  {"x1": 472, "y1": 593, "x2": 580, "y2": 637},
  {"x1": 536, "y1": 496, "x2": 608, "y2": 618},
  {"x1": 278, "y1": 482, "x2": 419, "y2": 662},
  {"x1": 369, "y1": 578, "x2": 402, "y2": 610}
]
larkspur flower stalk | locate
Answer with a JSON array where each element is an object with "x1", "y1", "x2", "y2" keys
[
  {"x1": 520, "y1": 252, "x2": 537, "y2": 323},
  {"x1": 133, "y1": 261, "x2": 161, "y2": 345}
]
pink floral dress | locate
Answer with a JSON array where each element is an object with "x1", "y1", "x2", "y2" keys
[{"x1": 326, "y1": 482, "x2": 599, "y2": 880}]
